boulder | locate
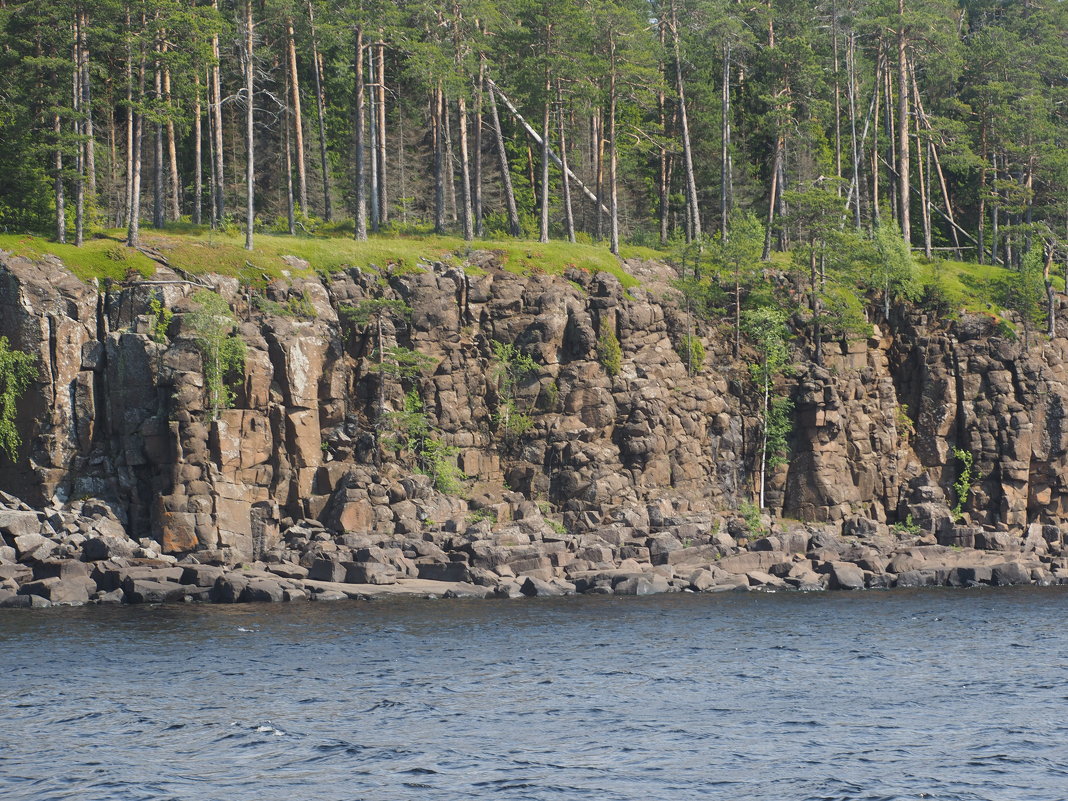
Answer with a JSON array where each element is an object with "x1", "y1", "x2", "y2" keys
[{"x1": 344, "y1": 562, "x2": 397, "y2": 585}]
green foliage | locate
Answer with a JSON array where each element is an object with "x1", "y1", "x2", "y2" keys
[
  {"x1": 738, "y1": 501, "x2": 764, "y2": 539},
  {"x1": 382, "y1": 388, "x2": 467, "y2": 496},
  {"x1": 367, "y1": 345, "x2": 436, "y2": 379},
  {"x1": 895, "y1": 404, "x2": 915, "y2": 441},
  {"x1": 892, "y1": 514, "x2": 922, "y2": 536},
  {"x1": 994, "y1": 248, "x2": 1047, "y2": 345},
  {"x1": 339, "y1": 298, "x2": 412, "y2": 329},
  {"x1": 490, "y1": 341, "x2": 538, "y2": 441},
  {"x1": 253, "y1": 290, "x2": 317, "y2": 320},
  {"x1": 676, "y1": 333, "x2": 705, "y2": 376},
  {"x1": 597, "y1": 318, "x2": 622, "y2": 377},
  {"x1": 466, "y1": 508, "x2": 498, "y2": 526},
  {"x1": 187, "y1": 290, "x2": 245, "y2": 419},
  {"x1": 546, "y1": 519, "x2": 567, "y2": 536},
  {"x1": 765, "y1": 396, "x2": 794, "y2": 469},
  {"x1": 869, "y1": 221, "x2": 921, "y2": 314},
  {"x1": 148, "y1": 297, "x2": 173, "y2": 344},
  {"x1": 951, "y1": 446, "x2": 979, "y2": 522},
  {"x1": 0, "y1": 336, "x2": 37, "y2": 461}
]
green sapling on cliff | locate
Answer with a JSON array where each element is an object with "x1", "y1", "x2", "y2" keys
[
  {"x1": 0, "y1": 336, "x2": 37, "y2": 461},
  {"x1": 188, "y1": 290, "x2": 246, "y2": 420}
]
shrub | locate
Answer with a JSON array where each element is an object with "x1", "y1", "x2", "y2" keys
[
  {"x1": 0, "y1": 336, "x2": 37, "y2": 461},
  {"x1": 597, "y1": 318, "x2": 621, "y2": 377},
  {"x1": 677, "y1": 333, "x2": 705, "y2": 376}
]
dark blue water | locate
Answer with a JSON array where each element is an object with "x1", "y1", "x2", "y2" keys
[{"x1": 2, "y1": 588, "x2": 1068, "y2": 801}]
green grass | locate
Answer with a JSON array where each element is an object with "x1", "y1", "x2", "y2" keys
[
  {"x1": 0, "y1": 225, "x2": 640, "y2": 288},
  {"x1": 0, "y1": 233, "x2": 157, "y2": 283},
  {"x1": 915, "y1": 257, "x2": 1015, "y2": 314}
]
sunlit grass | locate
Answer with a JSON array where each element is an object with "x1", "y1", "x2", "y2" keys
[{"x1": 0, "y1": 225, "x2": 642, "y2": 288}]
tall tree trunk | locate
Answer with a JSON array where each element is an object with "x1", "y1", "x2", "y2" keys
[
  {"x1": 78, "y1": 7, "x2": 96, "y2": 201},
  {"x1": 127, "y1": 29, "x2": 145, "y2": 247},
  {"x1": 831, "y1": 0, "x2": 842, "y2": 190},
  {"x1": 720, "y1": 41, "x2": 731, "y2": 238},
  {"x1": 211, "y1": 0, "x2": 224, "y2": 225},
  {"x1": 193, "y1": 71, "x2": 202, "y2": 225},
  {"x1": 55, "y1": 113, "x2": 66, "y2": 243},
  {"x1": 285, "y1": 17, "x2": 308, "y2": 213},
  {"x1": 367, "y1": 45, "x2": 379, "y2": 232},
  {"x1": 431, "y1": 82, "x2": 444, "y2": 235},
  {"x1": 375, "y1": 41, "x2": 387, "y2": 226},
  {"x1": 153, "y1": 36, "x2": 163, "y2": 229},
  {"x1": 487, "y1": 84, "x2": 520, "y2": 236},
  {"x1": 284, "y1": 47, "x2": 296, "y2": 235},
  {"x1": 72, "y1": 20, "x2": 84, "y2": 246},
  {"x1": 847, "y1": 29, "x2": 861, "y2": 229},
  {"x1": 354, "y1": 26, "x2": 367, "y2": 240},
  {"x1": 207, "y1": 69, "x2": 217, "y2": 227},
  {"x1": 308, "y1": 0, "x2": 331, "y2": 221},
  {"x1": 608, "y1": 33, "x2": 619, "y2": 255},
  {"x1": 656, "y1": 21, "x2": 668, "y2": 245},
  {"x1": 457, "y1": 97, "x2": 474, "y2": 241},
  {"x1": 594, "y1": 108, "x2": 603, "y2": 241},
  {"x1": 762, "y1": 137, "x2": 783, "y2": 260},
  {"x1": 244, "y1": 0, "x2": 255, "y2": 251},
  {"x1": 896, "y1": 0, "x2": 911, "y2": 246},
  {"x1": 977, "y1": 116, "x2": 987, "y2": 263},
  {"x1": 443, "y1": 94, "x2": 457, "y2": 223},
  {"x1": 538, "y1": 34, "x2": 551, "y2": 244},
  {"x1": 557, "y1": 83, "x2": 575, "y2": 243},
  {"x1": 164, "y1": 63, "x2": 180, "y2": 221},
  {"x1": 474, "y1": 52, "x2": 485, "y2": 236},
  {"x1": 669, "y1": 1, "x2": 700, "y2": 241},
  {"x1": 124, "y1": 13, "x2": 134, "y2": 229}
]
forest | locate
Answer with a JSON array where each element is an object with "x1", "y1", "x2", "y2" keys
[{"x1": 0, "y1": 0, "x2": 1065, "y2": 306}]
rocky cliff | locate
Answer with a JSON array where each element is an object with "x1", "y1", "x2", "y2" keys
[{"x1": 1, "y1": 248, "x2": 1067, "y2": 605}]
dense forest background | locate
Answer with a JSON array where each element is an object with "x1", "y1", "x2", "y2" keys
[{"x1": 0, "y1": 0, "x2": 1065, "y2": 273}]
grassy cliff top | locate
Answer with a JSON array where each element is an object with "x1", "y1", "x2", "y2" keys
[{"x1": 0, "y1": 226, "x2": 655, "y2": 288}]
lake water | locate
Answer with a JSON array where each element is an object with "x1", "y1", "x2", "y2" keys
[{"x1": 2, "y1": 588, "x2": 1067, "y2": 801}]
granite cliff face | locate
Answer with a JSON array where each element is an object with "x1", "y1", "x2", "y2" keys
[{"x1": 1, "y1": 249, "x2": 1067, "y2": 605}]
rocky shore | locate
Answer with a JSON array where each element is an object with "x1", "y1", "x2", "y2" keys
[
  {"x1": 3, "y1": 481, "x2": 1065, "y2": 608},
  {"x1": 3, "y1": 246, "x2": 1068, "y2": 609}
]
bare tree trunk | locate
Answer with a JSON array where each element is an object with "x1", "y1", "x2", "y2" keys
[
  {"x1": 832, "y1": 0, "x2": 842, "y2": 190},
  {"x1": 657, "y1": 21, "x2": 668, "y2": 245},
  {"x1": 79, "y1": 7, "x2": 96, "y2": 201},
  {"x1": 443, "y1": 93, "x2": 457, "y2": 223},
  {"x1": 284, "y1": 48, "x2": 295, "y2": 235},
  {"x1": 164, "y1": 65, "x2": 180, "y2": 220},
  {"x1": 978, "y1": 118, "x2": 987, "y2": 263},
  {"x1": 487, "y1": 84, "x2": 520, "y2": 236},
  {"x1": 896, "y1": 0, "x2": 911, "y2": 246},
  {"x1": 474, "y1": 53, "x2": 485, "y2": 236},
  {"x1": 608, "y1": 33, "x2": 619, "y2": 255},
  {"x1": 127, "y1": 31, "x2": 145, "y2": 247},
  {"x1": 124, "y1": 15, "x2": 134, "y2": 229},
  {"x1": 55, "y1": 113, "x2": 66, "y2": 243},
  {"x1": 244, "y1": 0, "x2": 255, "y2": 251},
  {"x1": 762, "y1": 137, "x2": 783, "y2": 260},
  {"x1": 308, "y1": 0, "x2": 331, "y2": 220},
  {"x1": 457, "y1": 96, "x2": 474, "y2": 241},
  {"x1": 153, "y1": 34, "x2": 163, "y2": 229},
  {"x1": 538, "y1": 38, "x2": 551, "y2": 244},
  {"x1": 669, "y1": 1, "x2": 700, "y2": 241},
  {"x1": 557, "y1": 84, "x2": 575, "y2": 243},
  {"x1": 193, "y1": 72, "x2": 202, "y2": 225},
  {"x1": 375, "y1": 41, "x2": 387, "y2": 226},
  {"x1": 354, "y1": 26, "x2": 367, "y2": 240},
  {"x1": 594, "y1": 108, "x2": 604, "y2": 241},
  {"x1": 211, "y1": 0, "x2": 224, "y2": 225},
  {"x1": 432, "y1": 83, "x2": 444, "y2": 234},
  {"x1": 847, "y1": 29, "x2": 861, "y2": 229},
  {"x1": 720, "y1": 41, "x2": 731, "y2": 238},
  {"x1": 72, "y1": 20, "x2": 84, "y2": 246},
  {"x1": 285, "y1": 17, "x2": 308, "y2": 213},
  {"x1": 367, "y1": 45, "x2": 379, "y2": 232},
  {"x1": 1045, "y1": 245, "x2": 1056, "y2": 337}
]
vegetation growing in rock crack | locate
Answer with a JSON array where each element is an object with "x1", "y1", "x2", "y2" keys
[
  {"x1": 188, "y1": 290, "x2": 246, "y2": 420},
  {"x1": 0, "y1": 336, "x2": 37, "y2": 461},
  {"x1": 382, "y1": 388, "x2": 466, "y2": 495},
  {"x1": 597, "y1": 319, "x2": 621, "y2": 378},
  {"x1": 490, "y1": 340, "x2": 538, "y2": 441},
  {"x1": 147, "y1": 296, "x2": 173, "y2": 343},
  {"x1": 951, "y1": 447, "x2": 979, "y2": 522},
  {"x1": 743, "y1": 307, "x2": 793, "y2": 509},
  {"x1": 676, "y1": 334, "x2": 705, "y2": 377}
]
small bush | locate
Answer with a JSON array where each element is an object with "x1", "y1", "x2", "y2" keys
[
  {"x1": 597, "y1": 318, "x2": 622, "y2": 377},
  {"x1": 677, "y1": 333, "x2": 705, "y2": 376}
]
